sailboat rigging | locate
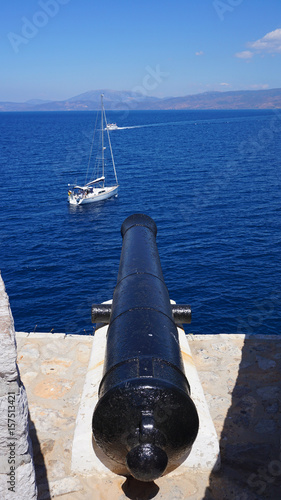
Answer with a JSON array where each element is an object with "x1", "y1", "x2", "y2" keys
[{"x1": 68, "y1": 94, "x2": 119, "y2": 205}]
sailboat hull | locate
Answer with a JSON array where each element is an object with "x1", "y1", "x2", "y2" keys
[{"x1": 68, "y1": 185, "x2": 118, "y2": 205}]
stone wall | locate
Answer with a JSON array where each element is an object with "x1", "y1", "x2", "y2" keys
[{"x1": 0, "y1": 273, "x2": 37, "y2": 500}]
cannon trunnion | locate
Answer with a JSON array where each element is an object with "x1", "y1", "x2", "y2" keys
[{"x1": 92, "y1": 214, "x2": 199, "y2": 482}]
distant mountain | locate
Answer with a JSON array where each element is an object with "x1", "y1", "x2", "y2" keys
[
  {"x1": 142, "y1": 88, "x2": 281, "y2": 110},
  {"x1": 25, "y1": 98, "x2": 52, "y2": 105},
  {"x1": 1, "y1": 88, "x2": 281, "y2": 112},
  {"x1": 67, "y1": 89, "x2": 160, "y2": 104}
]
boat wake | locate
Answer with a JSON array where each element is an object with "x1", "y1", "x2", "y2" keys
[
  {"x1": 112, "y1": 120, "x2": 200, "y2": 130},
  {"x1": 116, "y1": 125, "x2": 144, "y2": 130},
  {"x1": 112, "y1": 117, "x2": 237, "y2": 131},
  {"x1": 113, "y1": 122, "x2": 178, "y2": 130}
]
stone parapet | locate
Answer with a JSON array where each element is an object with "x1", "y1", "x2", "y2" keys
[{"x1": 0, "y1": 273, "x2": 37, "y2": 500}]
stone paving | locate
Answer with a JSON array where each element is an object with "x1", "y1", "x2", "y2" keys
[
  {"x1": 16, "y1": 332, "x2": 93, "y2": 499},
  {"x1": 15, "y1": 330, "x2": 281, "y2": 500}
]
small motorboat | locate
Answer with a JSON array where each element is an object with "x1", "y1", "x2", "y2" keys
[{"x1": 106, "y1": 123, "x2": 118, "y2": 131}]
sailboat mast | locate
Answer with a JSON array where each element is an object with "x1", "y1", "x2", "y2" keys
[
  {"x1": 102, "y1": 98, "x2": 118, "y2": 186},
  {"x1": 101, "y1": 94, "x2": 105, "y2": 186}
]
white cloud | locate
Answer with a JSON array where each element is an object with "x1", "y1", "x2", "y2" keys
[
  {"x1": 219, "y1": 82, "x2": 230, "y2": 86},
  {"x1": 248, "y1": 84, "x2": 269, "y2": 90},
  {"x1": 195, "y1": 51, "x2": 204, "y2": 56},
  {"x1": 235, "y1": 50, "x2": 253, "y2": 59},
  {"x1": 236, "y1": 28, "x2": 281, "y2": 60},
  {"x1": 248, "y1": 28, "x2": 281, "y2": 53}
]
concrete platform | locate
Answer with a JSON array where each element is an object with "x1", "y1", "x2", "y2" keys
[{"x1": 15, "y1": 330, "x2": 281, "y2": 499}]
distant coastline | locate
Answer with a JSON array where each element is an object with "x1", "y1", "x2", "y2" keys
[{"x1": 1, "y1": 87, "x2": 281, "y2": 112}]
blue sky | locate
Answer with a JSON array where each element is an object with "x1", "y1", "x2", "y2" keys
[{"x1": 1, "y1": 0, "x2": 281, "y2": 101}]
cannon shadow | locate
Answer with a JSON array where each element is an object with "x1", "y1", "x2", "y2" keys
[
  {"x1": 122, "y1": 477, "x2": 160, "y2": 499},
  {"x1": 28, "y1": 417, "x2": 51, "y2": 500},
  {"x1": 202, "y1": 334, "x2": 281, "y2": 500}
]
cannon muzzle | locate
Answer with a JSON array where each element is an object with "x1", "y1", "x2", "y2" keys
[{"x1": 92, "y1": 214, "x2": 199, "y2": 481}]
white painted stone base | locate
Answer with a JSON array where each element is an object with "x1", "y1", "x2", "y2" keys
[
  {"x1": 71, "y1": 323, "x2": 109, "y2": 476},
  {"x1": 71, "y1": 305, "x2": 220, "y2": 477},
  {"x1": 174, "y1": 329, "x2": 220, "y2": 474}
]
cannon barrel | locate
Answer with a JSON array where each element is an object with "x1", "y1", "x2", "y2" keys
[{"x1": 92, "y1": 214, "x2": 199, "y2": 481}]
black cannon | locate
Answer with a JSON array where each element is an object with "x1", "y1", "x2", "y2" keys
[{"x1": 92, "y1": 214, "x2": 199, "y2": 482}]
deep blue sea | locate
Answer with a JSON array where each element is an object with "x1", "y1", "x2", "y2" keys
[{"x1": 1, "y1": 109, "x2": 280, "y2": 335}]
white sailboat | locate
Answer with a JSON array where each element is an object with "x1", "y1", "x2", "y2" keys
[{"x1": 68, "y1": 94, "x2": 119, "y2": 205}]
